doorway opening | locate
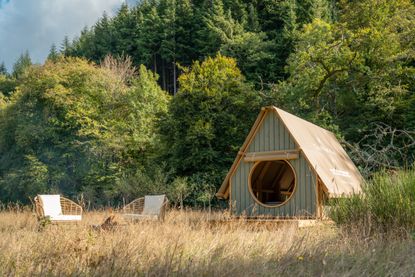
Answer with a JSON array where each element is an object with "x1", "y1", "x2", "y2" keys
[{"x1": 249, "y1": 160, "x2": 296, "y2": 207}]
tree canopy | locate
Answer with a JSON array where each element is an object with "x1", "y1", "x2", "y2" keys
[{"x1": 0, "y1": 57, "x2": 169, "y2": 204}]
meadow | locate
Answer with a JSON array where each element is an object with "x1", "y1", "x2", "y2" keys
[{"x1": 0, "y1": 209, "x2": 414, "y2": 276}]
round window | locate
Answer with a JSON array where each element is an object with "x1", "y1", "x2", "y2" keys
[{"x1": 248, "y1": 160, "x2": 296, "y2": 207}]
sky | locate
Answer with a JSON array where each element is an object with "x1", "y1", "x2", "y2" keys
[{"x1": 0, "y1": 0, "x2": 135, "y2": 72}]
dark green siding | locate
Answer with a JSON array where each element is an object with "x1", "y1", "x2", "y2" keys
[{"x1": 230, "y1": 111, "x2": 317, "y2": 217}]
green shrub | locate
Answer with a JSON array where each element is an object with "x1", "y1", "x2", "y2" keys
[{"x1": 330, "y1": 169, "x2": 415, "y2": 235}]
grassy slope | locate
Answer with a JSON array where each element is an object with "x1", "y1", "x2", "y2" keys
[{"x1": 0, "y1": 210, "x2": 414, "y2": 276}]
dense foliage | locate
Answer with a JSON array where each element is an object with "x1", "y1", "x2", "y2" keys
[
  {"x1": 160, "y1": 55, "x2": 262, "y2": 179},
  {"x1": 271, "y1": 0, "x2": 415, "y2": 142},
  {"x1": 0, "y1": 57, "x2": 169, "y2": 204},
  {"x1": 61, "y1": 0, "x2": 333, "y2": 93},
  {"x1": 0, "y1": 0, "x2": 414, "y2": 205}
]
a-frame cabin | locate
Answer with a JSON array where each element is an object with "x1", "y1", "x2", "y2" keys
[{"x1": 216, "y1": 106, "x2": 363, "y2": 218}]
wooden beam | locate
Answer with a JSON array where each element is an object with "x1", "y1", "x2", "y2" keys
[{"x1": 244, "y1": 150, "x2": 300, "y2": 162}]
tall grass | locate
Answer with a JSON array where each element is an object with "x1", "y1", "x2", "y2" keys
[
  {"x1": 330, "y1": 169, "x2": 415, "y2": 236},
  {"x1": 0, "y1": 210, "x2": 414, "y2": 276}
]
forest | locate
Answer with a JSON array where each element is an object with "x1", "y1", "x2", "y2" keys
[{"x1": 0, "y1": 0, "x2": 414, "y2": 207}]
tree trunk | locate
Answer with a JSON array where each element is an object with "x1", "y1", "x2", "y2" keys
[
  {"x1": 173, "y1": 60, "x2": 177, "y2": 95},
  {"x1": 153, "y1": 54, "x2": 157, "y2": 73},
  {"x1": 180, "y1": 194, "x2": 183, "y2": 210},
  {"x1": 162, "y1": 59, "x2": 166, "y2": 91}
]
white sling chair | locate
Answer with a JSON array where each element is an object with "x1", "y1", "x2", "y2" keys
[
  {"x1": 34, "y1": 194, "x2": 82, "y2": 222},
  {"x1": 122, "y1": 194, "x2": 168, "y2": 221}
]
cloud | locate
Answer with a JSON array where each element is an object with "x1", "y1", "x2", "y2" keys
[{"x1": 0, "y1": 0, "x2": 128, "y2": 72}]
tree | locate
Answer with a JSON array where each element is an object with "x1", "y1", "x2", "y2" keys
[
  {"x1": 168, "y1": 177, "x2": 194, "y2": 209},
  {"x1": 160, "y1": 54, "x2": 262, "y2": 188},
  {"x1": 0, "y1": 155, "x2": 48, "y2": 203},
  {"x1": 219, "y1": 30, "x2": 273, "y2": 84},
  {"x1": 91, "y1": 12, "x2": 116, "y2": 62},
  {"x1": 269, "y1": 0, "x2": 415, "y2": 166},
  {"x1": 12, "y1": 51, "x2": 32, "y2": 79},
  {"x1": 112, "y1": 3, "x2": 137, "y2": 57},
  {"x1": 135, "y1": 5, "x2": 161, "y2": 72},
  {"x1": 246, "y1": 3, "x2": 260, "y2": 32},
  {"x1": 193, "y1": 0, "x2": 272, "y2": 85},
  {"x1": 196, "y1": 0, "x2": 227, "y2": 57},
  {"x1": 47, "y1": 44, "x2": 60, "y2": 61},
  {"x1": 61, "y1": 36, "x2": 72, "y2": 56},
  {"x1": 0, "y1": 62, "x2": 7, "y2": 76},
  {"x1": 0, "y1": 74, "x2": 17, "y2": 97},
  {"x1": 63, "y1": 0, "x2": 325, "y2": 89},
  {"x1": 0, "y1": 57, "x2": 170, "y2": 204}
]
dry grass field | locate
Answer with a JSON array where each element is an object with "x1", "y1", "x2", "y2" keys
[{"x1": 0, "y1": 209, "x2": 414, "y2": 276}]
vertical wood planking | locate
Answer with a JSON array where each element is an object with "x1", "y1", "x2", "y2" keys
[
  {"x1": 291, "y1": 159, "x2": 297, "y2": 215},
  {"x1": 266, "y1": 114, "x2": 271, "y2": 151},
  {"x1": 238, "y1": 167, "x2": 242, "y2": 214},
  {"x1": 309, "y1": 165, "x2": 316, "y2": 216},
  {"x1": 231, "y1": 174, "x2": 236, "y2": 213},
  {"x1": 278, "y1": 116, "x2": 282, "y2": 148},
  {"x1": 305, "y1": 158, "x2": 310, "y2": 215},
  {"x1": 237, "y1": 172, "x2": 241, "y2": 214},
  {"x1": 242, "y1": 164, "x2": 247, "y2": 216},
  {"x1": 232, "y1": 111, "x2": 317, "y2": 218},
  {"x1": 270, "y1": 113, "x2": 275, "y2": 150},
  {"x1": 244, "y1": 163, "x2": 250, "y2": 216},
  {"x1": 301, "y1": 156, "x2": 307, "y2": 215}
]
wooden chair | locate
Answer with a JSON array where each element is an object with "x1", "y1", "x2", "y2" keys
[
  {"x1": 34, "y1": 194, "x2": 82, "y2": 223},
  {"x1": 122, "y1": 194, "x2": 168, "y2": 221}
]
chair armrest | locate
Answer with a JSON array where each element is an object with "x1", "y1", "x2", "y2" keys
[
  {"x1": 123, "y1": 197, "x2": 145, "y2": 215},
  {"x1": 60, "y1": 196, "x2": 83, "y2": 216}
]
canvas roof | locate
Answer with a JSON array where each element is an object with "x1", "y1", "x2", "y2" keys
[{"x1": 216, "y1": 106, "x2": 363, "y2": 199}]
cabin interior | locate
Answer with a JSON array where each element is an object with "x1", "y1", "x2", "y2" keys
[{"x1": 250, "y1": 160, "x2": 295, "y2": 206}]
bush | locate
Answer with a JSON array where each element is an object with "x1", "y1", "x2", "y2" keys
[{"x1": 330, "y1": 169, "x2": 415, "y2": 236}]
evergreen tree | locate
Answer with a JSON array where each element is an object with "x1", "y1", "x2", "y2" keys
[
  {"x1": 195, "y1": 0, "x2": 226, "y2": 57},
  {"x1": 0, "y1": 62, "x2": 7, "y2": 76},
  {"x1": 47, "y1": 43, "x2": 59, "y2": 61},
  {"x1": 223, "y1": 0, "x2": 248, "y2": 24},
  {"x1": 0, "y1": 63, "x2": 16, "y2": 97},
  {"x1": 112, "y1": 3, "x2": 137, "y2": 56},
  {"x1": 61, "y1": 36, "x2": 72, "y2": 56},
  {"x1": 246, "y1": 3, "x2": 260, "y2": 32},
  {"x1": 91, "y1": 12, "x2": 115, "y2": 62},
  {"x1": 158, "y1": 0, "x2": 177, "y2": 92},
  {"x1": 200, "y1": 1, "x2": 273, "y2": 85},
  {"x1": 12, "y1": 51, "x2": 32, "y2": 79},
  {"x1": 136, "y1": 5, "x2": 162, "y2": 72},
  {"x1": 70, "y1": 26, "x2": 95, "y2": 58},
  {"x1": 174, "y1": 0, "x2": 196, "y2": 66}
]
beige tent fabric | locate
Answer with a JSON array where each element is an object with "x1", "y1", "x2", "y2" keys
[
  {"x1": 216, "y1": 106, "x2": 362, "y2": 199},
  {"x1": 273, "y1": 107, "x2": 362, "y2": 197}
]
